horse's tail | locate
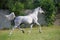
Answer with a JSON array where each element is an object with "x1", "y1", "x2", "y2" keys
[{"x1": 5, "y1": 12, "x2": 16, "y2": 21}]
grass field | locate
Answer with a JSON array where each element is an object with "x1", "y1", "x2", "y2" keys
[{"x1": 0, "y1": 26, "x2": 60, "y2": 40}]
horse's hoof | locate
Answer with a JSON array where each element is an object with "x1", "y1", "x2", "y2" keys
[
  {"x1": 22, "y1": 30, "x2": 25, "y2": 33},
  {"x1": 39, "y1": 31, "x2": 42, "y2": 33}
]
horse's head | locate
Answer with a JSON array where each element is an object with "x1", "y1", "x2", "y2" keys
[{"x1": 38, "y1": 7, "x2": 45, "y2": 14}]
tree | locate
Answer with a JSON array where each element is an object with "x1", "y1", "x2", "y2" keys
[{"x1": 0, "y1": 0, "x2": 57, "y2": 25}]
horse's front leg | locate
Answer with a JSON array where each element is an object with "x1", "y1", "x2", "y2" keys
[
  {"x1": 28, "y1": 24, "x2": 33, "y2": 33},
  {"x1": 35, "y1": 21, "x2": 42, "y2": 33}
]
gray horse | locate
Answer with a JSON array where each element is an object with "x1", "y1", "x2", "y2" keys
[{"x1": 9, "y1": 7, "x2": 45, "y2": 35}]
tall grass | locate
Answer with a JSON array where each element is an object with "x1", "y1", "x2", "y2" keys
[{"x1": 0, "y1": 26, "x2": 60, "y2": 40}]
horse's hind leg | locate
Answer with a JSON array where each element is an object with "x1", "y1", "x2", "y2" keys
[
  {"x1": 18, "y1": 25, "x2": 25, "y2": 33},
  {"x1": 9, "y1": 25, "x2": 18, "y2": 36},
  {"x1": 9, "y1": 21, "x2": 20, "y2": 36}
]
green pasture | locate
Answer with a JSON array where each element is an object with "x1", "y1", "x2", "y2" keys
[{"x1": 0, "y1": 26, "x2": 60, "y2": 40}]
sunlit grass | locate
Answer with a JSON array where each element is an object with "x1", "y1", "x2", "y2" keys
[{"x1": 0, "y1": 26, "x2": 60, "y2": 40}]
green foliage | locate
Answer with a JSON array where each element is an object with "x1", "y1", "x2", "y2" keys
[
  {"x1": 24, "y1": 0, "x2": 40, "y2": 9},
  {"x1": 0, "y1": 26, "x2": 60, "y2": 40},
  {"x1": 0, "y1": 0, "x2": 57, "y2": 25},
  {"x1": 57, "y1": 1, "x2": 60, "y2": 9},
  {"x1": 6, "y1": 0, "x2": 24, "y2": 16},
  {"x1": 0, "y1": 0, "x2": 25, "y2": 16},
  {"x1": 0, "y1": 0, "x2": 7, "y2": 9},
  {"x1": 24, "y1": 0, "x2": 34, "y2": 9},
  {"x1": 39, "y1": 0, "x2": 56, "y2": 25}
]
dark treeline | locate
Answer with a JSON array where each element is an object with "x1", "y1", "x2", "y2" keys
[{"x1": 0, "y1": 0, "x2": 60, "y2": 25}]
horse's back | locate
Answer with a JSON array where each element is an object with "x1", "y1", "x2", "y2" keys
[
  {"x1": 14, "y1": 16, "x2": 23, "y2": 23},
  {"x1": 15, "y1": 16, "x2": 33, "y2": 24}
]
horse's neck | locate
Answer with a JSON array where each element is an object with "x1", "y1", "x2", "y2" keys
[
  {"x1": 34, "y1": 10, "x2": 38, "y2": 15},
  {"x1": 27, "y1": 8, "x2": 39, "y2": 18},
  {"x1": 31, "y1": 9, "x2": 38, "y2": 17}
]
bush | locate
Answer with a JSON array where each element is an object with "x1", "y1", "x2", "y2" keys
[
  {"x1": 39, "y1": 0, "x2": 56, "y2": 25},
  {"x1": 0, "y1": 0, "x2": 57, "y2": 25},
  {"x1": 6, "y1": 0, "x2": 24, "y2": 16}
]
